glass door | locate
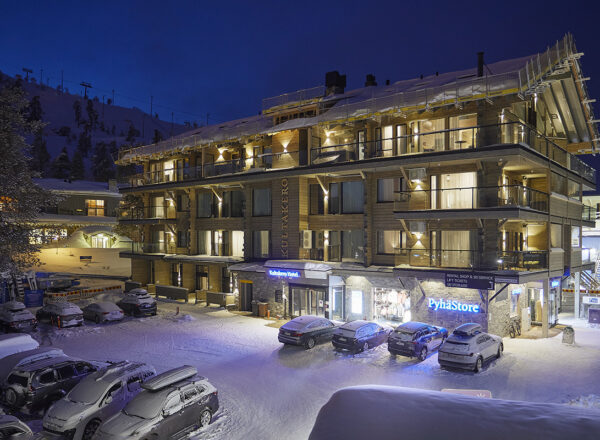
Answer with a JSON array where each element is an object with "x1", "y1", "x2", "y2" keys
[
  {"x1": 290, "y1": 287, "x2": 327, "y2": 317},
  {"x1": 331, "y1": 286, "x2": 344, "y2": 321}
]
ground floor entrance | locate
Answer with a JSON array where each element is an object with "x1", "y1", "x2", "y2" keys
[{"x1": 290, "y1": 286, "x2": 327, "y2": 318}]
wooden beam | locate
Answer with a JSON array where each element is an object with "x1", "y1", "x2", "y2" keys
[
  {"x1": 566, "y1": 141, "x2": 594, "y2": 153},
  {"x1": 399, "y1": 219, "x2": 410, "y2": 234},
  {"x1": 316, "y1": 175, "x2": 328, "y2": 193}
]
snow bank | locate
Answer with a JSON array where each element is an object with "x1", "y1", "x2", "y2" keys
[{"x1": 309, "y1": 385, "x2": 600, "y2": 440}]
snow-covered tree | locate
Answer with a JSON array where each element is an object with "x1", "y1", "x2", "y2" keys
[
  {"x1": 0, "y1": 80, "x2": 58, "y2": 276},
  {"x1": 50, "y1": 146, "x2": 71, "y2": 179},
  {"x1": 27, "y1": 96, "x2": 43, "y2": 122},
  {"x1": 73, "y1": 100, "x2": 82, "y2": 126},
  {"x1": 71, "y1": 149, "x2": 85, "y2": 180}
]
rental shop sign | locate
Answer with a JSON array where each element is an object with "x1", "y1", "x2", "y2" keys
[{"x1": 428, "y1": 298, "x2": 480, "y2": 313}]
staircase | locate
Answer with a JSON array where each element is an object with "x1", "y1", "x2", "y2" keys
[{"x1": 580, "y1": 253, "x2": 600, "y2": 291}]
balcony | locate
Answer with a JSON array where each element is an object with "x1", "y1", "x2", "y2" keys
[
  {"x1": 394, "y1": 185, "x2": 549, "y2": 219},
  {"x1": 396, "y1": 248, "x2": 548, "y2": 271},
  {"x1": 117, "y1": 206, "x2": 178, "y2": 222},
  {"x1": 582, "y1": 205, "x2": 597, "y2": 222},
  {"x1": 127, "y1": 242, "x2": 179, "y2": 254}
]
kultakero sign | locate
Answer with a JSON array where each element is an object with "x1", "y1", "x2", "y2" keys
[{"x1": 445, "y1": 272, "x2": 494, "y2": 290}]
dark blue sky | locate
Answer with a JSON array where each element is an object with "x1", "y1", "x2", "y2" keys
[{"x1": 1, "y1": 0, "x2": 599, "y2": 126}]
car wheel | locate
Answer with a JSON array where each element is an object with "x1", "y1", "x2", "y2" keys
[
  {"x1": 4, "y1": 388, "x2": 21, "y2": 406},
  {"x1": 82, "y1": 419, "x2": 101, "y2": 440},
  {"x1": 95, "y1": 315, "x2": 101, "y2": 324},
  {"x1": 304, "y1": 337, "x2": 316, "y2": 350},
  {"x1": 474, "y1": 356, "x2": 483, "y2": 373},
  {"x1": 497, "y1": 343, "x2": 503, "y2": 359},
  {"x1": 361, "y1": 342, "x2": 369, "y2": 353},
  {"x1": 199, "y1": 409, "x2": 212, "y2": 427},
  {"x1": 419, "y1": 347, "x2": 428, "y2": 361}
]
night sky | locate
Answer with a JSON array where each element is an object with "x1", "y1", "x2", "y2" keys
[{"x1": 1, "y1": 0, "x2": 599, "y2": 128}]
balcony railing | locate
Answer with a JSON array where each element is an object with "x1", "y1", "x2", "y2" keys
[
  {"x1": 394, "y1": 185, "x2": 549, "y2": 213},
  {"x1": 582, "y1": 205, "x2": 597, "y2": 222},
  {"x1": 117, "y1": 206, "x2": 178, "y2": 221},
  {"x1": 127, "y1": 242, "x2": 180, "y2": 254},
  {"x1": 396, "y1": 248, "x2": 548, "y2": 271},
  {"x1": 121, "y1": 121, "x2": 595, "y2": 188}
]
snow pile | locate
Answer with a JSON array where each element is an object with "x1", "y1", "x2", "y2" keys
[
  {"x1": 567, "y1": 395, "x2": 600, "y2": 410},
  {"x1": 165, "y1": 313, "x2": 196, "y2": 323},
  {"x1": 309, "y1": 385, "x2": 600, "y2": 440}
]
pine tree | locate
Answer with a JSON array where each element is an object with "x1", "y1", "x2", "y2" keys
[
  {"x1": 125, "y1": 124, "x2": 139, "y2": 143},
  {"x1": 30, "y1": 129, "x2": 50, "y2": 176},
  {"x1": 77, "y1": 127, "x2": 92, "y2": 157},
  {"x1": 50, "y1": 147, "x2": 71, "y2": 179},
  {"x1": 152, "y1": 129, "x2": 164, "y2": 144},
  {"x1": 86, "y1": 99, "x2": 98, "y2": 130},
  {"x1": 28, "y1": 96, "x2": 43, "y2": 122},
  {"x1": 73, "y1": 100, "x2": 82, "y2": 126},
  {"x1": 92, "y1": 142, "x2": 115, "y2": 181},
  {"x1": 0, "y1": 79, "x2": 58, "y2": 275},
  {"x1": 71, "y1": 150, "x2": 85, "y2": 180}
]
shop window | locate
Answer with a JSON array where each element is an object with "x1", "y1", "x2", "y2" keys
[
  {"x1": 377, "y1": 178, "x2": 403, "y2": 202},
  {"x1": 377, "y1": 230, "x2": 406, "y2": 255},
  {"x1": 253, "y1": 188, "x2": 271, "y2": 216},
  {"x1": 86, "y1": 199, "x2": 105, "y2": 216},
  {"x1": 351, "y1": 290, "x2": 363, "y2": 314},
  {"x1": 310, "y1": 184, "x2": 325, "y2": 214},
  {"x1": 197, "y1": 192, "x2": 212, "y2": 218},
  {"x1": 253, "y1": 230, "x2": 270, "y2": 258},
  {"x1": 449, "y1": 114, "x2": 477, "y2": 149},
  {"x1": 197, "y1": 230, "x2": 211, "y2": 255}
]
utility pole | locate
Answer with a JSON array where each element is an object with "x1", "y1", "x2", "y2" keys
[
  {"x1": 80, "y1": 82, "x2": 92, "y2": 99},
  {"x1": 22, "y1": 67, "x2": 32, "y2": 81}
]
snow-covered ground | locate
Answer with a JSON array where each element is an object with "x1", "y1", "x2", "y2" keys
[
  {"x1": 9, "y1": 294, "x2": 600, "y2": 439},
  {"x1": 33, "y1": 248, "x2": 130, "y2": 277}
]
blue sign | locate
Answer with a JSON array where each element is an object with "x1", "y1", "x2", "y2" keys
[
  {"x1": 551, "y1": 280, "x2": 560, "y2": 288},
  {"x1": 428, "y1": 298, "x2": 480, "y2": 313},
  {"x1": 268, "y1": 269, "x2": 301, "y2": 279},
  {"x1": 512, "y1": 288, "x2": 522, "y2": 295}
]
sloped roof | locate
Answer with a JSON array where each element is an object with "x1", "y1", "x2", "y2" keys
[{"x1": 34, "y1": 178, "x2": 120, "y2": 196}]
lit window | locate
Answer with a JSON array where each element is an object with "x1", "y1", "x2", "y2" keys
[
  {"x1": 86, "y1": 199, "x2": 105, "y2": 216},
  {"x1": 351, "y1": 291, "x2": 363, "y2": 314}
]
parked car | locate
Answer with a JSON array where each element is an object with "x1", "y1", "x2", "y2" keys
[
  {"x1": 332, "y1": 320, "x2": 392, "y2": 353},
  {"x1": 43, "y1": 361, "x2": 155, "y2": 440},
  {"x1": 0, "y1": 334, "x2": 39, "y2": 361},
  {"x1": 36, "y1": 302, "x2": 84, "y2": 328},
  {"x1": 93, "y1": 365, "x2": 218, "y2": 439},
  {"x1": 0, "y1": 348, "x2": 66, "y2": 383},
  {"x1": 1, "y1": 352, "x2": 99, "y2": 414},
  {"x1": 0, "y1": 414, "x2": 33, "y2": 439},
  {"x1": 438, "y1": 323, "x2": 503, "y2": 372},
  {"x1": 0, "y1": 301, "x2": 37, "y2": 333},
  {"x1": 116, "y1": 290, "x2": 157, "y2": 317},
  {"x1": 278, "y1": 316, "x2": 339, "y2": 349},
  {"x1": 388, "y1": 321, "x2": 448, "y2": 361},
  {"x1": 82, "y1": 302, "x2": 124, "y2": 324}
]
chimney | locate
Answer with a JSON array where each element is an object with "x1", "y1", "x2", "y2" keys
[
  {"x1": 325, "y1": 71, "x2": 346, "y2": 96},
  {"x1": 477, "y1": 52, "x2": 484, "y2": 77},
  {"x1": 365, "y1": 74, "x2": 377, "y2": 87},
  {"x1": 108, "y1": 179, "x2": 118, "y2": 192}
]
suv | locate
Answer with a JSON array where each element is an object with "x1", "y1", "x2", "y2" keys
[
  {"x1": 116, "y1": 290, "x2": 157, "y2": 317},
  {"x1": 0, "y1": 414, "x2": 33, "y2": 439},
  {"x1": 36, "y1": 302, "x2": 84, "y2": 328},
  {"x1": 0, "y1": 301, "x2": 37, "y2": 333},
  {"x1": 332, "y1": 320, "x2": 391, "y2": 353},
  {"x1": 438, "y1": 323, "x2": 503, "y2": 372},
  {"x1": 1, "y1": 354, "x2": 99, "y2": 414},
  {"x1": 94, "y1": 366, "x2": 218, "y2": 439},
  {"x1": 387, "y1": 321, "x2": 448, "y2": 361},
  {"x1": 278, "y1": 316, "x2": 339, "y2": 349},
  {"x1": 43, "y1": 361, "x2": 155, "y2": 440}
]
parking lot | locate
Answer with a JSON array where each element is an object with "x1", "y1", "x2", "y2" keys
[{"x1": 9, "y1": 296, "x2": 600, "y2": 439}]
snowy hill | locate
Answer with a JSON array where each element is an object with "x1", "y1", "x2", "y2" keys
[{"x1": 0, "y1": 71, "x2": 189, "y2": 179}]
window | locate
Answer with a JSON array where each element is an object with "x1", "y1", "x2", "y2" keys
[
  {"x1": 222, "y1": 267, "x2": 231, "y2": 293},
  {"x1": 551, "y1": 172, "x2": 566, "y2": 195},
  {"x1": 253, "y1": 188, "x2": 271, "y2": 216},
  {"x1": 381, "y1": 125, "x2": 393, "y2": 156},
  {"x1": 231, "y1": 231, "x2": 244, "y2": 257},
  {"x1": 441, "y1": 230, "x2": 472, "y2": 268},
  {"x1": 329, "y1": 183, "x2": 340, "y2": 214},
  {"x1": 171, "y1": 263, "x2": 182, "y2": 287},
  {"x1": 196, "y1": 265, "x2": 208, "y2": 291},
  {"x1": 86, "y1": 199, "x2": 105, "y2": 216},
  {"x1": 550, "y1": 224, "x2": 562, "y2": 248},
  {"x1": 571, "y1": 226, "x2": 581, "y2": 248},
  {"x1": 197, "y1": 192, "x2": 212, "y2": 218},
  {"x1": 164, "y1": 394, "x2": 183, "y2": 415},
  {"x1": 197, "y1": 230, "x2": 211, "y2": 255},
  {"x1": 253, "y1": 230, "x2": 270, "y2": 258},
  {"x1": 449, "y1": 114, "x2": 477, "y2": 149},
  {"x1": 377, "y1": 230, "x2": 406, "y2": 254},
  {"x1": 568, "y1": 179, "x2": 580, "y2": 199},
  {"x1": 329, "y1": 181, "x2": 364, "y2": 214},
  {"x1": 176, "y1": 193, "x2": 189, "y2": 212},
  {"x1": 230, "y1": 190, "x2": 245, "y2": 217},
  {"x1": 439, "y1": 172, "x2": 476, "y2": 209},
  {"x1": 417, "y1": 118, "x2": 445, "y2": 152},
  {"x1": 342, "y1": 230, "x2": 365, "y2": 263},
  {"x1": 177, "y1": 231, "x2": 189, "y2": 248},
  {"x1": 57, "y1": 365, "x2": 76, "y2": 380},
  {"x1": 310, "y1": 184, "x2": 325, "y2": 214},
  {"x1": 183, "y1": 387, "x2": 200, "y2": 403},
  {"x1": 152, "y1": 196, "x2": 164, "y2": 218},
  {"x1": 377, "y1": 178, "x2": 403, "y2": 202},
  {"x1": 38, "y1": 370, "x2": 56, "y2": 384},
  {"x1": 212, "y1": 231, "x2": 229, "y2": 256}
]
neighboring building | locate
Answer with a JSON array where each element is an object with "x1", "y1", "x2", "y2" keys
[{"x1": 117, "y1": 34, "x2": 598, "y2": 337}]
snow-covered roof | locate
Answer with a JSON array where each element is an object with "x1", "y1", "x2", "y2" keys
[
  {"x1": 34, "y1": 178, "x2": 120, "y2": 197},
  {"x1": 36, "y1": 213, "x2": 117, "y2": 225}
]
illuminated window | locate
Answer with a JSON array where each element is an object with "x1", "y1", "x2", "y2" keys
[
  {"x1": 351, "y1": 290, "x2": 363, "y2": 314},
  {"x1": 86, "y1": 199, "x2": 105, "y2": 216}
]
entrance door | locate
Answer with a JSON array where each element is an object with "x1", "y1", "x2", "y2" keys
[
  {"x1": 240, "y1": 282, "x2": 253, "y2": 312},
  {"x1": 331, "y1": 286, "x2": 344, "y2": 321},
  {"x1": 290, "y1": 287, "x2": 327, "y2": 318}
]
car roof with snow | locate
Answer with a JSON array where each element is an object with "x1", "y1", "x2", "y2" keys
[
  {"x1": 340, "y1": 320, "x2": 370, "y2": 331},
  {"x1": 141, "y1": 365, "x2": 202, "y2": 392},
  {"x1": 76, "y1": 361, "x2": 153, "y2": 389},
  {"x1": 395, "y1": 321, "x2": 429, "y2": 332},
  {"x1": 1, "y1": 301, "x2": 26, "y2": 310},
  {"x1": 47, "y1": 301, "x2": 83, "y2": 313},
  {"x1": 289, "y1": 315, "x2": 321, "y2": 325},
  {"x1": 452, "y1": 323, "x2": 482, "y2": 337},
  {"x1": 86, "y1": 302, "x2": 121, "y2": 311}
]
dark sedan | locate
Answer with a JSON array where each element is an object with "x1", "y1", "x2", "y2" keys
[
  {"x1": 332, "y1": 320, "x2": 391, "y2": 353},
  {"x1": 387, "y1": 321, "x2": 448, "y2": 361},
  {"x1": 278, "y1": 316, "x2": 338, "y2": 349}
]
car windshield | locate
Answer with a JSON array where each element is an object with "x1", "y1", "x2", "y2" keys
[
  {"x1": 123, "y1": 391, "x2": 168, "y2": 419},
  {"x1": 67, "y1": 379, "x2": 108, "y2": 404},
  {"x1": 394, "y1": 330, "x2": 415, "y2": 341}
]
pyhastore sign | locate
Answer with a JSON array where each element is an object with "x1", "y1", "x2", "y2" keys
[
  {"x1": 428, "y1": 298, "x2": 481, "y2": 313},
  {"x1": 445, "y1": 272, "x2": 494, "y2": 290}
]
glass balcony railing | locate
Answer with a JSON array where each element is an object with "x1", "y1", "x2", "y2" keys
[
  {"x1": 394, "y1": 185, "x2": 549, "y2": 213},
  {"x1": 117, "y1": 206, "x2": 178, "y2": 220},
  {"x1": 582, "y1": 205, "x2": 597, "y2": 222},
  {"x1": 497, "y1": 251, "x2": 548, "y2": 271},
  {"x1": 127, "y1": 242, "x2": 179, "y2": 254}
]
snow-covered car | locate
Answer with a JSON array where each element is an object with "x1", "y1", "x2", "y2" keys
[
  {"x1": 0, "y1": 334, "x2": 39, "y2": 360},
  {"x1": 0, "y1": 414, "x2": 33, "y2": 439},
  {"x1": 93, "y1": 365, "x2": 218, "y2": 439},
  {"x1": 0, "y1": 301, "x2": 37, "y2": 333},
  {"x1": 82, "y1": 302, "x2": 124, "y2": 324},
  {"x1": 1, "y1": 352, "x2": 99, "y2": 415},
  {"x1": 388, "y1": 321, "x2": 448, "y2": 361},
  {"x1": 332, "y1": 320, "x2": 392, "y2": 353},
  {"x1": 278, "y1": 316, "x2": 339, "y2": 349},
  {"x1": 36, "y1": 302, "x2": 84, "y2": 328},
  {"x1": 116, "y1": 289, "x2": 157, "y2": 317},
  {"x1": 43, "y1": 361, "x2": 155, "y2": 440},
  {"x1": 438, "y1": 323, "x2": 503, "y2": 372}
]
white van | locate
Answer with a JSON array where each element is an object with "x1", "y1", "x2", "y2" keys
[{"x1": 0, "y1": 334, "x2": 39, "y2": 361}]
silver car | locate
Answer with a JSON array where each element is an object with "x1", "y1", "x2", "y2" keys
[
  {"x1": 93, "y1": 366, "x2": 219, "y2": 439},
  {"x1": 0, "y1": 414, "x2": 33, "y2": 439},
  {"x1": 43, "y1": 361, "x2": 155, "y2": 440},
  {"x1": 438, "y1": 323, "x2": 503, "y2": 372},
  {"x1": 82, "y1": 303, "x2": 124, "y2": 324},
  {"x1": 36, "y1": 302, "x2": 84, "y2": 328},
  {"x1": 0, "y1": 301, "x2": 37, "y2": 333}
]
